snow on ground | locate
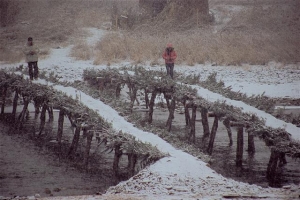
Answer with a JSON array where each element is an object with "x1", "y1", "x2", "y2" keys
[
  {"x1": 175, "y1": 64, "x2": 300, "y2": 98},
  {"x1": 1, "y1": 28, "x2": 300, "y2": 199},
  {"x1": 189, "y1": 85, "x2": 300, "y2": 141},
  {"x1": 32, "y1": 71, "x2": 300, "y2": 200}
]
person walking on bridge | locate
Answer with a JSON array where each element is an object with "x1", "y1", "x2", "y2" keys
[
  {"x1": 23, "y1": 37, "x2": 40, "y2": 80},
  {"x1": 162, "y1": 43, "x2": 177, "y2": 79}
]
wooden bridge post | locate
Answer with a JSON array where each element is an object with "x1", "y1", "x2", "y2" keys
[
  {"x1": 223, "y1": 117, "x2": 233, "y2": 146},
  {"x1": 17, "y1": 96, "x2": 30, "y2": 130},
  {"x1": 189, "y1": 104, "x2": 197, "y2": 143},
  {"x1": 148, "y1": 90, "x2": 157, "y2": 123},
  {"x1": 266, "y1": 148, "x2": 280, "y2": 185},
  {"x1": 236, "y1": 126, "x2": 244, "y2": 167},
  {"x1": 247, "y1": 131, "x2": 255, "y2": 154},
  {"x1": 56, "y1": 110, "x2": 64, "y2": 143},
  {"x1": 68, "y1": 126, "x2": 81, "y2": 157},
  {"x1": 47, "y1": 106, "x2": 54, "y2": 121},
  {"x1": 113, "y1": 145, "x2": 123, "y2": 177},
  {"x1": 83, "y1": 129, "x2": 94, "y2": 169},
  {"x1": 38, "y1": 103, "x2": 48, "y2": 136},
  {"x1": 201, "y1": 107, "x2": 210, "y2": 140},
  {"x1": 166, "y1": 97, "x2": 176, "y2": 132},
  {"x1": 1, "y1": 86, "x2": 7, "y2": 115},
  {"x1": 144, "y1": 88, "x2": 149, "y2": 109},
  {"x1": 127, "y1": 153, "x2": 138, "y2": 178},
  {"x1": 96, "y1": 77, "x2": 105, "y2": 92},
  {"x1": 206, "y1": 115, "x2": 218, "y2": 155},
  {"x1": 12, "y1": 89, "x2": 19, "y2": 119}
]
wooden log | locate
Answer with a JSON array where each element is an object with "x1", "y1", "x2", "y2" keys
[
  {"x1": 129, "y1": 86, "x2": 138, "y2": 113},
  {"x1": 96, "y1": 77, "x2": 107, "y2": 91},
  {"x1": 184, "y1": 103, "x2": 190, "y2": 126},
  {"x1": 189, "y1": 104, "x2": 197, "y2": 143},
  {"x1": 1, "y1": 86, "x2": 7, "y2": 115},
  {"x1": 236, "y1": 126, "x2": 244, "y2": 167},
  {"x1": 113, "y1": 145, "x2": 123, "y2": 177},
  {"x1": 166, "y1": 98, "x2": 176, "y2": 132},
  {"x1": 266, "y1": 148, "x2": 280, "y2": 184},
  {"x1": 247, "y1": 131, "x2": 255, "y2": 154},
  {"x1": 206, "y1": 116, "x2": 218, "y2": 155},
  {"x1": 223, "y1": 118, "x2": 233, "y2": 146},
  {"x1": 116, "y1": 83, "x2": 122, "y2": 98},
  {"x1": 83, "y1": 130, "x2": 94, "y2": 168},
  {"x1": 17, "y1": 96, "x2": 29, "y2": 130},
  {"x1": 201, "y1": 107, "x2": 210, "y2": 139},
  {"x1": 55, "y1": 109, "x2": 64, "y2": 158},
  {"x1": 68, "y1": 126, "x2": 81, "y2": 157},
  {"x1": 12, "y1": 89, "x2": 19, "y2": 119},
  {"x1": 47, "y1": 106, "x2": 54, "y2": 121},
  {"x1": 34, "y1": 101, "x2": 40, "y2": 115},
  {"x1": 38, "y1": 103, "x2": 48, "y2": 136},
  {"x1": 148, "y1": 91, "x2": 157, "y2": 123},
  {"x1": 127, "y1": 153, "x2": 138, "y2": 178},
  {"x1": 144, "y1": 88, "x2": 149, "y2": 109}
]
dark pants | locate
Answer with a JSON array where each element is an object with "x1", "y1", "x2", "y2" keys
[
  {"x1": 166, "y1": 63, "x2": 174, "y2": 79},
  {"x1": 28, "y1": 62, "x2": 38, "y2": 80}
]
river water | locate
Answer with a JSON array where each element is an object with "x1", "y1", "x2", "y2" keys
[
  {"x1": 151, "y1": 107, "x2": 300, "y2": 188},
  {"x1": 0, "y1": 104, "x2": 128, "y2": 198},
  {"x1": 1, "y1": 103, "x2": 299, "y2": 197}
]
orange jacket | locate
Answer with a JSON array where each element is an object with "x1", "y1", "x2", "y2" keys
[{"x1": 162, "y1": 47, "x2": 177, "y2": 64}]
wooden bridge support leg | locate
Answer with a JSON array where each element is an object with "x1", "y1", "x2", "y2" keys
[
  {"x1": 17, "y1": 97, "x2": 29, "y2": 130},
  {"x1": 116, "y1": 83, "x2": 122, "y2": 98},
  {"x1": 12, "y1": 89, "x2": 19, "y2": 119},
  {"x1": 166, "y1": 98, "x2": 176, "y2": 132},
  {"x1": 97, "y1": 78, "x2": 105, "y2": 93},
  {"x1": 38, "y1": 104, "x2": 47, "y2": 136},
  {"x1": 206, "y1": 116, "x2": 218, "y2": 155},
  {"x1": 236, "y1": 126, "x2": 244, "y2": 167},
  {"x1": 56, "y1": 110, "x2": 65, "y2": 158},
  {"x1": 247, "y1": 131, "x2": 255, "y2": 154},
  {"x1": 127, "y1": 153, "x2": 138, "y2": 178},
  {"x1": 184, "y1": 102, "x2": 190, "y2": 126},
  {"x1": 113, "y1": 145, "x2": 123, "y2": 177},
  {"x1": 148, "y1": 91, "x2": 157, "y2": 124},
  {"x1": 266, "y1": 148, "x2": 280, "y2": 185},
  {"x1": 1, "y1": 86, "x2": 7, "y2": 115},
  {"x1": 201, "y1": 107, "x2": 210, "y2": 140},
  {"x1": 83, "y1": 130, "x2": 94, "y2": 169},
  {"x1": 47, "y1": 106, "x2": 54, "y2": 121},
  {"x1": 144, "y1": 89, "x2": 149, "y2": 109},
  {"x1": 223, "y1": 118, "x2": 233, "y2": 146},
  {"x1": 68, "y1": 126, "x2": 81, "y2": 157},
  {"x1": 189, "y1": 104, "x2": 197, "y2": 143}
]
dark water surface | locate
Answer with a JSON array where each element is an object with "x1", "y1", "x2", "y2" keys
[
  {"x1": 1, "y1": 103, "x2": 299, "y2": 197},
  {"x1": 152, "y1": 108, "x2": 300, "y2": 188},
  {"x1": 0, "y1": 104, "x2": 124, "y2": 197}
]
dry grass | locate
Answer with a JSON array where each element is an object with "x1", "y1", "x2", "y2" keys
[
  {"x1": 0, "y1": 47, "x2": 23, "y2": 63},
  {"x1": 0, "y1": 0, "x2": 112, "y2": 63},
  {"x1": 93, "y1": 27, "x2": 300, "y2": 66},
  {"x1": 70, "y1": 41, "x2": 92, "y2": 60},
  {"x1": 94, "y1": 0, "x2": 300, "y2": 66},
  {"x1": 1, "y1": 0, "x2": 299, "y2": 66},
  {"x1": 93, "y1": 32, "x2": 165, "y2": 65}
]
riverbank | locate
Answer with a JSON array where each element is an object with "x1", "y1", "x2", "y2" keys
[{"x1": 0, "y1": 115, "x2": 115, "y2": 198}]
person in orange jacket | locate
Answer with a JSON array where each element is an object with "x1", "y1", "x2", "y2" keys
[{"x1": 162, "y1": 43, "x2": 177, "y2": 79}]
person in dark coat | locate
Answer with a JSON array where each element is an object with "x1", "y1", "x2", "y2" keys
[{"x1": 23, "y1": 37, "x2": 40, "y2": 80}]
